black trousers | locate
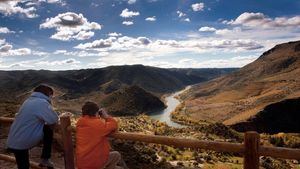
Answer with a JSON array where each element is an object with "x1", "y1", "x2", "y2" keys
[{"x1": 9, "y1": 125, "x2": 54, "y2": 169}]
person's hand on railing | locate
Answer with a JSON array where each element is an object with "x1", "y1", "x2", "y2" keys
[{"x1": 59, "y1": 112, "x2": 73, "y2": 117}]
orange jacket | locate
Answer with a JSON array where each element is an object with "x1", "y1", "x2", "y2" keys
[{"x1": 76, "y1": 116, "x2": 118, "y2": 169}]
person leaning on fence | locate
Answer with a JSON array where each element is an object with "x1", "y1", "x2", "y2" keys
[
  {"x1": 6, "y1": 84, "x2": 59, "y2": 169},
  {"x1": 76, "y1": 101, "x2": 128, "y2": 169}
]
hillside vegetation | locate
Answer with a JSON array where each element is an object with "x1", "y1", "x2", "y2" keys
[{"x1": 179, "y1": 40, "x2": 300, "y2": 133}]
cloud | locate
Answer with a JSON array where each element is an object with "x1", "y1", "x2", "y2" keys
[
  {"x1": 184, "y1": 18, "x2": 190, "y2": 22},
  {"x1": 75, "y1": 38, "x2": 113, "y2": 49},
  {"x1": 127, "y1": 0, "x2": 136, "y2": 4},
  {"x1": 0, "y1": 27, "x2": 15, "y2": 34},
  {"x1": 0, "y1": 39, "x2": 6, "y2": 46},
  {"x1": 122, "y1": 21, "x2": 134, "y2": 25},
  {"x1": 32, "y1": 51, "x2": 49, "y2": 56},
  {"x1": 75, "y1": 35, "x2": 263, "y2": 55},
  {"x1": 176, "y1": 11, "x2": 190, "y2": 22},
  {"x1": 225, "y1": 12, "x2": 300, "y2": 28},
  {"x1": 0, "y1": 1, "x2": 38, "y2": 18},
  {"x1": 191, "y1": 3, "x2": 204, "y2": 12},
  {"x1": 108, "y1": 32, "x2": 122, "y2": 37},
  {"x1": 40, "y1": 0, "x2": 66, "y2": 5},
  {"x1": 75, "y1": 36, "x2": 153, "y2": 51},
  {"x1": 0, "y1": 44, "x2": 13, "y2": 52},
  {"x1": 35, "y1": 58, "x2": 80, "y2": 66},
  {"x1": 73, "y1": 31, "x2": 95, "y2": 40},
  {"x1": 0, "y1": 46, "x2": 31, "y2": 57},
  {"x1": 145, "y1": 16, "x2": 156, "y2": 21},
  {"x1": 0, "y1": 39, "x2": 32, "y2": 57},
  {"x1": 198, "y1": 26, "x2": 216, "y2": 32},
  {"x1": 176, "y1": 11, "x2": 186, "y2": 18},
  {"x1": 215, "y1": 27, "x2": 242, "y2": 35},
  {"x1": 53, "y1": 50, "x2": 67, "y2": 54},
  {"x1": 138, "y1": 37, "x2": 151, "y2": 45},
  {"x1": 0, "y1": 39, "x2": 49, "y2": 57},
  {"x1": 53, "y1": 50, "x2": 106, "y2": 57},
  {"x1": 120, "y1": 8, "x2": 140, "y2": 18},
  {"x1": 40, "y1": 12, "x2": 101, "y2": 41},
  {"x1": 177, "y1": 55, "x2": 258, "y2": 68}
]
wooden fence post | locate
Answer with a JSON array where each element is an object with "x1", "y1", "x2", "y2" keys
[
  {"x1": 244, "y1": 131, "x2": 260, "y2": 169},
  {"x1": 60, "y1": 115, "x2": 75, "y2": 169}
]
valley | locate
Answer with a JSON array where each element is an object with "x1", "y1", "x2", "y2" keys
[{"x1": 0, "y1": 41, "x2": 300, "y2": 168}]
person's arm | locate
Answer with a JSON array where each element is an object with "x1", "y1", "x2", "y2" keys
[
  {"x1": 37, "y1": 101, "x2": 59, "y2": 125},
  {"x1": 95, "y1": 109, "x2": 118, "y2": 136}
]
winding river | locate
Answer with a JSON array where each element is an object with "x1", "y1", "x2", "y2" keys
[{"x1": 149, "y1": 86, "x2": 190, "y2": 128}]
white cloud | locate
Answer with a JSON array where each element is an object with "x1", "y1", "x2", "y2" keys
[
  {"x1": 74, "y1": 36, "x2": 153, "y2": 51},
  {"x1": 122, "y1": 21, "x2": 134, "y2": 26},
  {"x1": 108, "y1": 32, "x2": 122, "y2": 37},
  {"x1": 0, "y1": 39, "x2": 32, "y2": 57},
  {"x1": 0, "y1": 39, "x2": 6, "y2": 46},
  {"x1": 42, "y1": 0, "x2": 65, "y2": 5},
  {"x1": 32, "y1": 51, "x2": 49, "y2": 56},
  {"x1": 176, "y1": 11, "x2": 190, "y2": 22},
  {"x1": 40, "y1": 12, "x2": 101, "y2": 41},
  {"x1": 0, "y1": 46, "x2": 31, "y2": 57},
  {"x1": 215, "y1": 27, "x2": 242, "y2": 35},
  {"x1": 177, "y1": 55, "x2": 258, "y2": 68},
  {"x1": 0, "y1": 44, "x2": 13, "y2": 52},
  {"x1": 145, "y1": 16, "x2": 156, "y2": 21},
  {"x1": 199, "y1": 26, "x2": 216, "y2": 32},
  {"x1": 176, "y1": 11, "x2": 186, "y2": 18},
  {"x1": 73, "y1": 31, "x2": 95, "y2": 40},
  {"x1": 120, "y1": 8, "x2": 140, "y2": 18},
  {"x1": 35, "y1": 58, "x2": 80, "y2": 66},
  {"x1": 0, "y1": 0, "x2": 65, "y2": 19},
  {"x1": 128, "y1": 0, "x2": 137, "y2": 4},
  {"x1": 191, "y1": 3, "x2": 204, "y2": 12},
  {"x1": 0, "y1": 1, "x2": 38, "y2": 18},
  {"x1": 225, "y1": 12, "x2": 300, "y2": 28},
  {"x1": 53, "y1": 50, "x2": 108, "y2": 57},
  {"x1": 75, "y1": 35, "x2": 263, "y2": 55},
  {"x1": 0, "y1": 40, "x2": 49, "y2": 57},
  {"x1": 184, "y1": 18, "x2": 190, "y2": 22},
  {"x1": 0, "y1": 27, "x2": 15, "y2": 34},
  {"x1": 75, "y1": 37, "x2": 115, "y2": 50},
  {"x1": 53, "y1": 50, "x2": 67, "y2": 54}
]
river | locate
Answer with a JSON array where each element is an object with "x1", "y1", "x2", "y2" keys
[{"x1": 148, "y1": 86, "x2": 190, "y2": 128}]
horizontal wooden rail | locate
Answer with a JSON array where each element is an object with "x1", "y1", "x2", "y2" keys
[
  {"x1": 111, "y1": 132, "x2": 244, "y2": 153},
  {"x1": 1, "y1": 116, "x2": 299, "y2": 161},
  {"x1": 0, "y1": 154, "x2": 42, "y2": 169},
  {"x1": 260, "y1": 146, "x2": 300, "y2": 159}
]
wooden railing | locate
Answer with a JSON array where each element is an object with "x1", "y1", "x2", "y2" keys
[{"x1": 0, "y1": 116, "x2": 299, "y2": 169}]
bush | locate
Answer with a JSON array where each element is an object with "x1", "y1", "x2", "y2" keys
[{"x1": 269, "y1": 136, "x2": 285, "y2": 147}]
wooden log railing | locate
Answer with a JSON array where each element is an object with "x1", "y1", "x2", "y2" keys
[{"x1": 0, "y1": 116, "x2": 300, "y2": 169}]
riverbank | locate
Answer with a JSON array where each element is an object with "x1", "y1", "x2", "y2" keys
[{"x1": 148, "y1": 86, "x2": 191, "y2": 128}]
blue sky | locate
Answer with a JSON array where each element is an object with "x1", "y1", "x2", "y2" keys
[{"x1": 0, "y1": 0, "x2": 300, "y2": 70}]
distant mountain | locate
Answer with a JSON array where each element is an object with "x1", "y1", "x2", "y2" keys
[
  {"x1": 180, "y1": 40, "x2": 300, "y2": 133},
  {"x1": 0, "y1": 65, "x2": 237, "y2": 99},
  {"x1": 100, "y1": 85, "x2": 165, "y2": 116},
  {"x1": 0, "y1": 65, "x2": 236, "y2": 116}
]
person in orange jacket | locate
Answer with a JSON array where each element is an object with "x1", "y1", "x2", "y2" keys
[{"x1": 76, "y1": 101, "x2": 128, "y2": 169}]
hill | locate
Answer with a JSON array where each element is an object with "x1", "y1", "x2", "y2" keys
[
  {"x1": 179, "y1": 40, "x2": 300, "y2": 133},
  {"x1": 0, "y1": 65, "x2": 236, "y2": 99},
  {"x1": 100, "y1": 85, "x2": 166, "y2": 116},
  {"x1": 231, "y1": 97, "x2": 300, "y2": 133},
  {"x1": 0, "y1": 65, "x2": 236, "y2": 115}
]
